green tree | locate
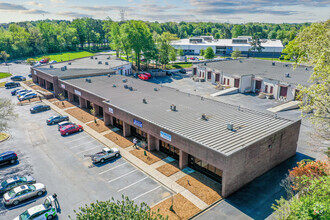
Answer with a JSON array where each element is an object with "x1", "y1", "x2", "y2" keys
[
  {"x1": 283, "y1": 20, "x2": 330, "y2": 148},
  {"x1": 177, "y1": 48, "x2": 184, "y2": 56},
  {"x1": 0, "y1": 98, "x2": 16, "y2": 132},
  {"x1": 70, "y1": 196, "x2": 167, "y2": 220},
  {"x1": 249, "y1": 35, "x2": 264, "y2": 57},
  {"x1": 72, "y1": 19, "x2": 87, "y2": 49},
  {"x1": 204, "y1": 47, "x2": 215, "y2": 59},
  {"x1": 200, "y1": 49, "x2": 205, "y2": 56},
  {"x1": 1, "y1": 51, "x2": 10, "y2": 64},
  {"x1": 169, "y1": 49, "x2": 176, "y2": 62},
  {"x1": 231, "y1": 49, "x2": 241, "y2": 59},
  {"x1": 157, "y1": 32, "x2": 178, "y2": 68}
]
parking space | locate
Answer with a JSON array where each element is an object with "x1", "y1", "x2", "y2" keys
[{"x1": 0, "y1": 87, "x2": 173, "y2": 219}]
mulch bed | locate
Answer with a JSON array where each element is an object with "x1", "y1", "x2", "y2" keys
[
  {"x1": 130, "y1": 148, "x2": 166, "y2": 165},
  {"x1": 65, "y1": 107, "x2": 95, "y2": 123},
  {"x1": 156, "y1": 161, "x2": 180, "y2": 177},
  {"x1": 176, "y1": 171, "x2": 222, "y2": 205},
  {"x1": 23, "y1": 81, "x2": 50, "y2": 93},
  {"x1": 87, "y1": 120, "x2": 111, "y2": 133},
  {"x1": 104, "y1": 131, "x2": 133, "y2": 148},
  {"x1": 17, "y1": 97, "x2": 41, "y2": 105},
  {"x1": 53, "y1": 100, "x2": 76, "y2": 109},
  {"x1": 151, "y1": 193, "x2": 201, "y2": 220}
]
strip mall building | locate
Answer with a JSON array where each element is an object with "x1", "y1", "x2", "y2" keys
[{"x1": 31, "y1": 55, "x2": 301, "y2": 197}]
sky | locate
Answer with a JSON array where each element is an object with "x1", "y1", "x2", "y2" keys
[{"x1": 0, "y1": 0, "x2": 329, "y2": 24}]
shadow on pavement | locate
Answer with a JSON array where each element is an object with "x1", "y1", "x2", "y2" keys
[{"x1": 224, "y1": 152, "x2": 314, "y2": 220}]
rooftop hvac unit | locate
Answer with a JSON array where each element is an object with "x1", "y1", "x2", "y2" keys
[
  {"x1": 68, "y1": 62, "x2": 71, "y2": 65},
  {"x1": 170, "y1": 104, "x2": 176, "y2": 111},
  {"x1": 142, "y1": 98, "x2": 147, "y2": 104},
  {"x1": 284, "y1": 64, "x2": 289, "y2": 67},
  {"x1": 239, "y1": 60, "x2": 243, "y2": 63},
  {"x1": 227, "y1": 123, "x2": 234, "y2": 131},
  {"x1": 272, "y1": 62, "x2": 275, "y2": 66},
  {"x1": 50, "y1": 65, "x2": 53, "y2": 69},
  {"x1": 154, "y1": 88, "x2": 158, "y2": 91},
  {"x1": 90, "y1": 56, "x2": 93, "y2": 59},
  {"x1": 61, "y1": 67, "x2": 65, "y2": 71},
  {"x1": 201, "y1": 114, "x2": 207, "y2": 121},
  {"x1": 305, "y1": 67, "x2": 308, "y2": 71},
  {"x1": 122, "y1": 79, "x2": 127, "y2": 83},
  {"x1": 108, "y1": 74, "x2": 111, "y2": 77},
  {"x1": 112, "y1": 84, "x2": 116, "y2": 87},
  {"x1": 98, "y1": 61, "x2": 102, "y2": 64},
  {"x1": 85, "y1": 78, "x2": 91, "y2": 83},
  {"x1": 285, "y1": 73, "x2": 290, "y2": 78},
  {"x1": 128, "y1": 86, "x2": 133, "y2": 91},
  {"x1": 95, "y1": 57, "x2": 98, "y2": 60},
  {"x1": 64, "y1": 66, "x2": 67, "y2": 70},
  {"x1": 107, "y1": 57, "x2": 110, "y2": 60},
  {"x1": 105, "y1": 62, "x2": 109, "y2": 65},
  {"x1": 124, "y1": 85, "x2": 128, "y2": 89}
]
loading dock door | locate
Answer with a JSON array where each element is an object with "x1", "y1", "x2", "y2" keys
[
  {"x1": 207, "y1": 71, "x2": 211, "y2": 80},
  {"x1": 280, "y1": 86, "x2": 288, "y2": 97},
  {"x1": 215, "y1": 74, "x2": 220, "y2": 82},
  {"x1": 234, "y1": 78, "x2": 240, "y2": 88},
  {"x1": 255, "y1": 80, "x2": 262, "y2": 92}
]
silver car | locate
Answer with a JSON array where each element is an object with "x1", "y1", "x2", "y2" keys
[
  {"x1": 0, "y1": 176, "x2": 36, "y2": 194},
  {"x1": 3, "y1": 183, "x2": 46, "y2": 206}
]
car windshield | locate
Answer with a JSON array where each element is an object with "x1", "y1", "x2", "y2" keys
[
  {"x1": 49, "y1": 116, "x2": 56, "y2": 119},
  {"x1": 8, "y1": 190, "x2": 16, "y2": 197},
  {"x1": 20, "y1": 177, "x2": 27, "y2": 181},
  {"x1": 1, "y1": 180, "x2": 7, "y2": 187},
  {"x1": 19, "y1": 210, "x2": 30, "y2": 220},
  {"x1": 28, "y1": 185, "x2": 36, "y2": 190}
]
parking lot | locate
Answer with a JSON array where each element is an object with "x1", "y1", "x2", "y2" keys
[{"x1": 0, "y1": 86, "x2": 172, "y2": 219}]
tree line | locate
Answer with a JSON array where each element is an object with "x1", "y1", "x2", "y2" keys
[{"x1": 0, "y1": 18, "x2": 310, "y2": 61}]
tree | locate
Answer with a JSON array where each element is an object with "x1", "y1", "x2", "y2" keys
[
  {"x1": 204, "y1": 47, "x2": 215, "y2": 59},
  {"x1": 231, "y1": 49, "x2": 241, "y2": 59},
  {"x1": 70, "y1": 196, "x2": 167, "y2": 220},
  {"x1": 283, "y1": 20, "x2": 330, "y2": 152},
  {"x1": 90, "y1": 105, "x2": 97, "y2": 124},
  {"x1": 169, "y1": 49, "x2": 176, "y2": 62},
  {"x1": 199, "y1": 49, "x2": 205, "y2": 56},
  {"x1": 249, "y1": 35, "x2": 264, "y2": 57},
  {"x1": 26, "y1": 58, "x2": 35, "y2": 65},
  {"x1": 157, "y1": 32, "x2": 178, "y2": 68},
  {"x1": 0, "y1": 98, "x2": 16, "y2": 133},
  {"x1": 177, "y1": 48, "x2": 184, "y2": 56},
  {"x1": 1, "y1": 51, "x2": 10, "y2": 64}
]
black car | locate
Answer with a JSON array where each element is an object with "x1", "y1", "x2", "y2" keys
[
  {"x1": 179, "y1": 68, "x2": 186, "y2": 74},
  {"x1": 5, "y1": 82, "x2": 20, "y2": 89},
  {"x1": 28, "y1": 73, "x2": 32, "y2": 78},
  {"x1": 47, "y1": 115, "x2": 69, "y2": 125},
  {"x1": 0, "y1": 176, "x2": 36, "y2": 194},
  {"x1": 11, "y1": 89, "x2": 23, "y2": 96},
  {"x1": 10, "y1": 76, "x2": 26, "y2": 81},
  {"x1": 30, "y1": 105, "x2": 50, "y2": 114},
  {"x1": 0, "y1": 151, "x2": 18, "y2": 166}
]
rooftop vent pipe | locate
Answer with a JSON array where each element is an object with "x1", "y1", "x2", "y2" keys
[
  {"x1": 124, "y1": 85, "x2": 128, "y2": 89},
  {"x1": 108, "y1": 74, "x2": 111, "y2": 77},
  {"x1": 90, "y1": 56, "x2": 93, "y2": 59},
  {"x1": 50, "y1": 65, "x2": 53, "y2": 69},
  {"x1": 285, "y1": 73, "x2": 290, "y2": 78},
  {"x1": 170, "y1": 104, "x2": 176, "y2": 111},
  {"x1": 272, "y1": 62, "x2": 275, "y2": 66},
  {"x1": 122, "y1": 79, "x2": 127, "y2": 83},
  {"x1": 227, "y1": 123, "x2": 234, "y2": 131},
  {"x1": 68, "y1": 62, "x2": 71, "y2": 65},
  {"x1": 98, "y1": 61, "x2": 102, "y2": 64},
  {"x1": 95, "y1": 57, "x2": 98, "y2": 60},
  {"x1": 105, "y1": 62, "x2": 109, "y2": 65},
  {"x1": 107, "y1": 56, "x2": 110, "y2": 60},
  {"x1": 61, "y1": 67, "x2": 65, "y2": 71},
  {"x1": 142, "y1": 98, "x2": 147, "y2": 104},
  {"x1": 201, "y1": 113, "x2": 207, "y2": 121},
  {"x1": 64, "y1": 66, "x2": 67, "y2": 70},
  {"x1": 85, "y1": 78, "x2": 92, "y2": 83},
  {"x1": 112, "y1": 84, "x2": 116, "y2": 87},
  {"x1": 154, "y1": 88, "x2": 158, "y2": 91},
  {"x1": 128, "y1": 86, "x2": 133, "y2": 91}
]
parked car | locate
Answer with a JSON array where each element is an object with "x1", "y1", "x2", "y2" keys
[
  {"x1": 39, "y1": 59, "x2": 48, "y2": 64},
  {"x1": 49, "y1": 60, "x2": 57, "y2": 64},
  {"x1": 13, "y1": 194, "x2": 58, "y2": 220},
  {"x1": 0, "y1": 176, "x2": 36, "y2": 194},
  {"x1": 3, "y1": 183, "x2": 46, "y2": 206},
  {"x1": 179, "y1": 68, "x2": 186, "y2": 74},
  {"x1": 30, "y1": 105, "x2": 50, "y2": 114},
  {"x1": 17, "y1": 90, "x2": 32, "y2": 98},
  {"x1": 0, "y1": 151, "x2": 18, "y2": 166},
  {"x1": 19, "y1": 93, "x2": 37, "y2": 101},
  {"x1": 86, "y1": 147, "x2": 120, "y2": 163},
  {"x1": 47, "y1": 115, "x2": 69, "y2": 125},
  {"x1": 28, "y1": 73, "x2": 32, "y2": 78},
  {"x1": 60, "y1": 124, "x2": 83, "y2": 136},
  {"x1": 5, "y1": 82, "x2": 20, "y2": 89},
  {"x1": 138, "y1": 74, "x2": 149, "y2": 81},
  {"x1": 11, "y1": 89, "x2": 23, "y2": 96},
  {"x1": 58, "y1": 121, "x2": 75, "y2": 131},
  {"x1": 33, "y1": 62, "x2": 41, "y2": 67},
  {"x1": 143, "y1": 72, "x2": 152, "y2": 78},
  {"x1": 11, "y1": 75, "x2": 26, "y2": 81},
  {"x1": 165, "y1": 70, "x2": 172, "y2": 76}
]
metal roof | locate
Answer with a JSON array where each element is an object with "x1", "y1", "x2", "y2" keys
[
  {"x1": 201, "y1": 59, "x2": 313, "y2": 86},
  {"x1": 63, "y1": 75, "x2": 295, "y2": 156}
]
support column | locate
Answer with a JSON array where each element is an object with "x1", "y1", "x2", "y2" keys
[
  {"x1": 92, "y1": 103, "x2": 100, "y2": 115},
  {"x1": 45, "y1": 81, "x2": 50, "y2": 90},
  {"x1": 32, "y1": 75, "x2": 38, "y2": 83},
  {"x1": 80, "y1": 97, "x2": 86, "y2": 108},
  {"x1": 123, "y1": 122, "x2": 131, "y2": 137},
  {"x1": 68, "y1": 92, "x2": 73, "y2": 102},
  {"x1": 147, "y1": 134, "x2": 159, "y2": 151},
  {"x1": 179, "y1": 150, "x2": 188, "y2": 169},
  {"x1": 104, "y1": 113, "x2": 110, "y2": 126}
]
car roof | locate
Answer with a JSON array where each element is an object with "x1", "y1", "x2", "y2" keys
[
  {"x1": 13, "y1": 185, "x2": 28, "y2": 193},
  {"x1": 6, "y1": 177, "x2": 20, "y2": 184},
  {"x1": 27, "y1": 204, "x2": 45, "y2": 215},
  {"x1": 59, "y1": 121, "x2": 70, "y2": 125},
  {"x1": 0, "y1": 151, "x2": 15, "y2": 156},
  {"x1": 64, "y1": 124, "x2": 75, "y2": 128}
]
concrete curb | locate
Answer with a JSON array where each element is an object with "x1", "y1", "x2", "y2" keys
[
  {"x1": 189, "y1": 198, "x2": 224, "y2": 219},
  {"x1": 0, "y1": 133, "x2": 11, "y2": 143}
]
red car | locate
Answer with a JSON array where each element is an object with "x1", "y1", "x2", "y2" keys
[
  {"x1": 138, "y1": 74, "x2": 149, "y2": 81},
  {"x1": 60, "y1": 124, "x2": 83, "y2": 136},
  {"x1": 143, "y1": 72, "x2": 151, "y2": 78},
  {"x1": 39, "y1": 59, "x2": 48, "y2": 64}
]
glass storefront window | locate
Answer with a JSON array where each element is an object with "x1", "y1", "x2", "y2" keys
[{"x1": 189, "y1": 155, "x2": 222, "y2": 183}]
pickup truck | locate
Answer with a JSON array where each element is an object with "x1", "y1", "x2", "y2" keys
[{"x1": 85, "y1": 148, "x2": 120, "y2": 163}]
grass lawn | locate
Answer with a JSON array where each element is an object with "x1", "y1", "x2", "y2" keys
[
  {"x1": 0, "y1": 72, "x2": 12, "y2": 79},
  {"x1": 0, "y1": 133, "x2": 10, "y2": 142},
  {"x1": 0, "y1": 82, "x2": 6, "y2": 87},
  {"x1": 27, "y1": 51, "x2": 94, "y2": 62},
  {"x1": 167, "y1": 62, "x2": 193, "y2": 69}
]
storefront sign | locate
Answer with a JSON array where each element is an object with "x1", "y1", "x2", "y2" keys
[
  {"x1": 61, "y1": 84, "x2": 65, "y2": 89},
  {"x1": 74, "y1": 89, "x2": 81, "y2": 96},
  {"x1": 108, "y1": 107, "x2": 114, "y2": 114},
  {"x1": 133, "y1": 119, "x2": 142, "y2": 128},
  {"x1": 160, "y1": 131, "x2": 171, "y2": 142}
]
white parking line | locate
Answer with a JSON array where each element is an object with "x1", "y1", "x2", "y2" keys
[
  {"x1": 108, "y1": 170, "x2": 138, "y2": 183},
  {"x1": 65, "y1": 135, "x2": 89, "y2": 143},
  {"x1": 132, "y1": 186, "x2": 161, "y2": 200},
  {"x1": 98, "y1": 162, "x2": 127, "y2": 175},
  {"x1": 75, "y1": 146, "x2": 100, "y2": 155},
  {"x1": 69, "y1": 140, "x2": 96, "y2": 149},
  {"x1": 117, "y1": 177, "x2": 148, "y2": 192}
]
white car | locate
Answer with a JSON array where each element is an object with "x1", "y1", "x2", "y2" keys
[
  {"x1": 3, "y1": 183, "x2": 46, "y2": 206},
  {"x1": 33, "y1": 62, "x2": 41, "y2": 67},
  {"x1": 49, "y1": 60, "x2": 57, "y2": 64},
  {"x1": 13, "y1": 194, "x2": 58, "y2": 220}
]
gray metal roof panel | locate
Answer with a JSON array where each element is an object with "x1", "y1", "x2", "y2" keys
[{"x1": 62, "y1": 75, "x2": 294, "y2": 156}]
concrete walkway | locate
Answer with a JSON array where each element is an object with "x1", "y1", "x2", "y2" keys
[{"x1": 20, "y1": 83, "x2": 208, "y2": 210}]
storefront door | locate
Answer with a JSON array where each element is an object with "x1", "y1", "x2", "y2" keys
[{"x1": 159, "y1": 141, "x2": 179, "y2": 160}]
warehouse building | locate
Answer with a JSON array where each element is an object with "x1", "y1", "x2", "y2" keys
[
  {"x1": 193, "y1": 59, "x2": 312, "y2": 101},
  {"x1": 171, "y1": 36, "x2": 283, "y2": 58},
  {"x1": 31, "y1": 57, "x2": 301, "y2": 197}
]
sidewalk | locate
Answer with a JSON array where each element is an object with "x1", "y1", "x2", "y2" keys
[{"x1": 20, "y1": 83, "x2": 208, "y2": 210}]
